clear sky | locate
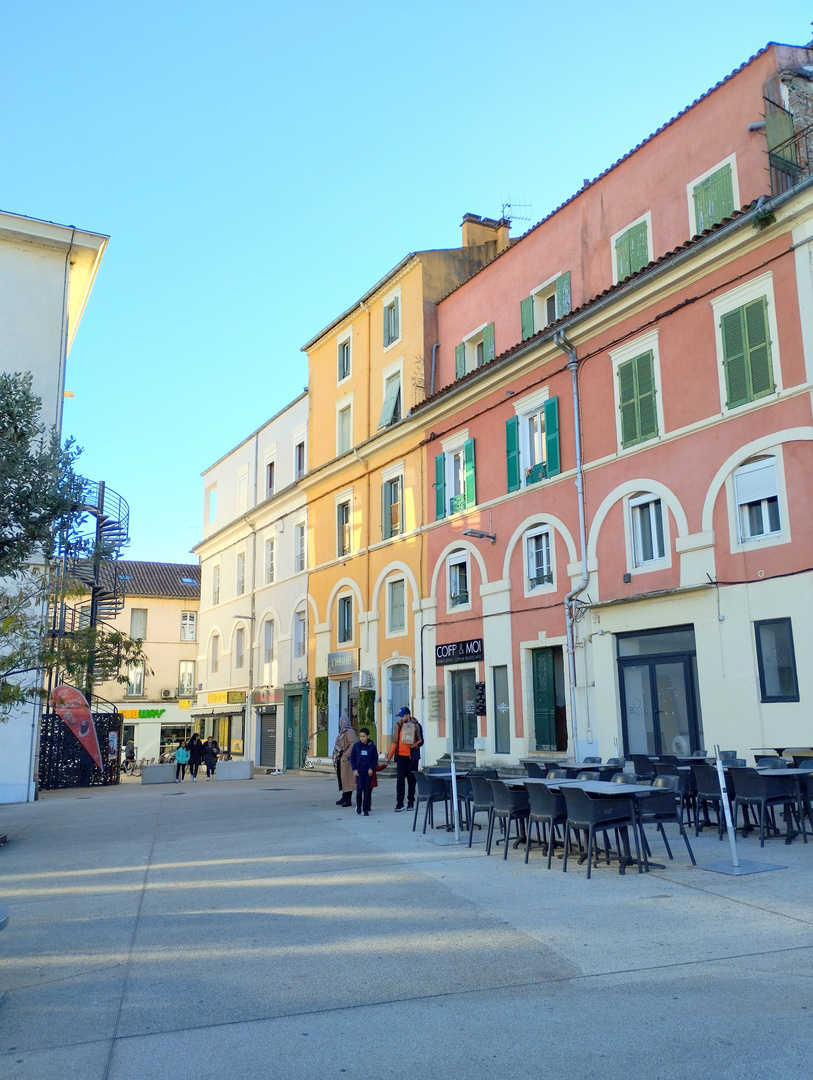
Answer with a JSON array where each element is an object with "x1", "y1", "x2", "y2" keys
[{"x1": 3, "y1": 2, "x2": 810, "y2": 564}]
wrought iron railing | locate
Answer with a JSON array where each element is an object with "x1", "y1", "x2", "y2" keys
[
  {"x1": 525, "y1": 463, "x2": 547, "y2": 485},
  {"x1": 449, "y1": 591, "x2": 469, "y2": 607},
  {"x1": 767, "y1": 123, "x2": 813, "y2": 196},
  {"x1": 449, "y1": 494, "x2": 467, "y2": 515}
]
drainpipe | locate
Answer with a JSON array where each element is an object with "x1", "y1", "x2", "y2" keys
[
  {"x1": 553, "y1": 330, "x2": 588, "y2": 757},
  {"x1": 430, "y1": 343, "x2": 439, "y2": 396}
]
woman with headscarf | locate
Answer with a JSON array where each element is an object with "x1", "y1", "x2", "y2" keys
[{"x1": 333, "y1": 716, "x2": 358, "y2": 807}]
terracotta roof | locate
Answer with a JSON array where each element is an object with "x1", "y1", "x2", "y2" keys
[{"x1": 101, "y1": 561, "x2": 201, "y2": 599}]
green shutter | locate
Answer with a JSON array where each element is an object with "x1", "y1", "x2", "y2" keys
[
  {"x1": 616, "y1": 222, "x2": 648, "y2": 280},
  {"x1": 483, "y1": 322, "x2": 495, "y2": 362},
  {"x1": 532, "y1": 647, "x2": 556, "y2": 751},
  {"x1": 721, "y1": 308, "x2": 750, "y2": 408},
  {"x1": 615, "y1": 232, "x2": 631, "y2": 281},
  {"x1": 455, "y1": 343, "x2": 466, "y2": 379},
  {"x1": 391, "y1": 298, "x2": 399, "y2": 341},
  {"x1": 617, "y1": 358, "x2": 639, "y2": 446},
  {"x1": 556, "y1": 272, "x2": 572, "y2": 316},
  {"x1": 635, "y1": 351, "x2": 658, "y2": 441},
  {"x1": 434, "y1": 453, "x2": 446, "y2": 520},
  {"x1": 744, "y1": 297, "x2": 773, "y2": 398},
  {"x1": 693, "y1": 164, "x2": 734, "y2": 233},
  {"x1": 544, "y1": 396, "x2": 560, "y2": 476},
  {"x1": 506, "y1": 417, "x2": 521, "y2": 492},
  {"x1": 463, "y1": 438, "x2": 476, "y2": 508},
  {"x1": 520, "y1": 296, "x2": 534, "y2": 340}
]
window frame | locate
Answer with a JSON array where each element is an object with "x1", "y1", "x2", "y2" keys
[
  {"x1": 264, "y1": 536, "x2": 275, "y2": 584},
  {"x1": 730, "y1": 454, "x2": 788, "y2": 551},
  {"x1": 712, "y1": 273, "x2": 780, "y2": 413},
  {"x1": 455, "y1": 322, "x2": 495, "y2": 378},
  {"x1": 263, "y1": 619, "x2": 275, "y2": 664},
  {"x1": 628, "y1": 494, "x2": 667, "y2": 568},
  {"x1": 264, "y1": 453, "x2": 276, "y2": 498},
  {"x1": 687, "y1": 154, "x2": 739, "y2": 237},
  {"x1": 754, "y1": 618, "x2": 799, "y2": 703},
  {"x1": 206, "y1": 485, "x2": 217, "y2": 525},
  {"x1": 292, "y1": 425, "x2": 307, "y2": 481},
  {"x1": 293, "y1": 610, "x2": 306, "y2": 658},
  {"x1": 337, "y1": 594, "x2": 353, "y2": 644},
  {"x1": 336, "y1": 497, "x2": 352, "y2": 558},
  {"x1": 378, "y1": 360, "x2": 403, "y2": 429},
  {"x1": 523, "y1": 525, "x2": 555, "y2": 594},
  {"x1": 180, "y1": 611, "x2": 197, "y2": 641},
  {"x1": 447, "y1": 551, "x2": 471, "y2": 612},
  {"x1": 386, "y1": 576, "x2": 407, "y2": 636},
  {"x1": 337, "y1": 330, "x2": 352, "y2": 383},
  {"x1": 520, "y1": 272, "x2": 572, "y2": 340},
  {"x1": 381, "y1": 464, "x2": 404, "y2": 540},
  {"x1": 382, "y1": 286, "x2": 401, "y2": 350},
  {"x1": 210, "y1": 634, "x2": 219, "y2": 674},
  {"x1": 611, "y1": 212, "x2": 653, "y2": 285},
  {"x1": 294, "y1": 519, "x2": 307, "y2": 574},
  {"x1": 236, "y1": 551, "x2": 246, "y2": 596},
  {"x1": 211, "y1": 564, "x2": 221, "y2": 606},
  {"x1": 435, "y1": 430, "x2": 475, "y2": 520},
  {"x1": 126, "y1": 661, "x2": 145, "y2": 697},
  {"x1": 130, "y1": 608, "x2": 147, "y2": 640},
  {"x1": 235, "y1": 627, "x2": 245, "y2": 670},
  {"x1": 178, "y1": 660, "x2": 195, "y2": 697},
  {"x1": 610, "y1": 330, "x2": 664, "y2": 452},
  {"x1": 336, "y1": 394, "x2": 354, "y2": 457}
]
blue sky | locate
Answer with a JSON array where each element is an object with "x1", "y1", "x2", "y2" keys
[{"x1": 3, "y1": 2, "x2": 810, "y2": 563}]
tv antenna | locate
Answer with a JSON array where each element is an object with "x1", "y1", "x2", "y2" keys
[{"x1": 501, "y1": 198, "x2": 532, "y2": 225}]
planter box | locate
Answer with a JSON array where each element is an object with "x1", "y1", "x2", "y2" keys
[
  {"x1": 215, "y1": 760, "x2": 254, "y2": 781},
  {"x1": 141, "y1": 764, "x2": 176, "y2": 785}
]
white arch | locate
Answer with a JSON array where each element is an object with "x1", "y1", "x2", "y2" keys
[
  {"x1": 325, "y1": 575, "x2": 365, "y2": 619},
  {"x1": 587, "y1": 478, "x2": 689, "y2": 563},
  {"x1": 429, "y1": 540, "x2": 489, "y2": 600},
  {"x1": 501, "y1": 513, "x2": 578, "y2": 581},
  {"x1": 701, "y1": 426, "x2": 813, "y2": 533},
  {"x1": 370, "y1": 559, "x2": 420, "y2": 615},
  {"x1": 287, "y1": 592, "x2": 311, "y2": 641}
]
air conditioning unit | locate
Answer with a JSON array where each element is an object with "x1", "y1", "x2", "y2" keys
[
  {"x1": 161, "y1": 689, "x2": 173, "y2": 700},
  {"x1": 351, "y1": 670, "x2": 374, "y2": 690}
]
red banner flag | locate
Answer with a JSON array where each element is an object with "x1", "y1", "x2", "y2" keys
[{"x1": 50, "y1": 685, "x2": 103, "y2": 769}]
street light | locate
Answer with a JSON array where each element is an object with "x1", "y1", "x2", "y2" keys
[{"x1": 463, "y1": 528, "x2": 497, "y2": 544}]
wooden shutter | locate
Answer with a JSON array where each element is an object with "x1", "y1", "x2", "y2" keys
[
  {"x1": 544, "y1": 396, "x2": 560, "y2": 476},
  {"x1": 744, "y1": 297, "x2": 773, "y2": 398},
  {"x1": 615, "y1": 232, "x2": 632, "y2": 281},
  {"x1": 693, "y1": 164, "x2": 734, "y2": 233},
  {"x1": 556, "y1": 272, "x2": 572, "y2": 316},
  {"x1": 635, "y1": 351, "x2": 658, "y2": 441},
  {"x1": 455, "y1": 343, "x2": 466, "y2": 379},
  {"x1": 505, "y1": 417, "x2": 521, "y2": 492},
  {"x1": 520, "y1": 296, "x2": 534, "y2": 340},
  {"x1": 628, "y1": 221, "x2": 648, "y2": 275},
  {"x1": 720, "y1": 307, "x2": 750, "y2": 408},
  {"x1": 464, "y1": 438, "x2": 476, "y2": 507},
  {"x1": 618, "y1": 358, "x2": 639, "y2": 446},
  {"x1": 434, "y1": 454, "x2": 446, "y2": 520},
  {"x1": 532, "y1": 648, "x2": 556, "y2": 751},
  {"x1": 483, "y1": 322, "x2": 495, "y2": 362}
]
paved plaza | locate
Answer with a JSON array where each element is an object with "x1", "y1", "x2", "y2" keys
[{"x1": 0, "y1": 772, "x2": 811, "y2": 1080}]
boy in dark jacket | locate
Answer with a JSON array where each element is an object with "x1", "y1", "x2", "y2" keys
[{"x1": 350, "y1": 728, "x2": 379, "y2": 816}]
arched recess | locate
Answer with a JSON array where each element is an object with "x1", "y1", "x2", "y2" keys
[
  {"x1": 371, "y1": 560, "x2": 420, "y2": 616},
  {"x1": 501, "y1": 513, "x2": 578, "y2": 582},
  {"x1": 587, "y1": 478, "x2": 689, "y2": 564},
  {"x1": 429, "y1": 541, "x2": 489, "y2": 601},
  {"x1": 701, "y1": 427, "x2": 813, "y2": 534},
  {"x1": 325, "y1": 576, "x2": 365, "y2": 627}
]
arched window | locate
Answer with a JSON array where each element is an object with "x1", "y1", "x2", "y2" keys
[
  {"x1": 210, "y1": 634, "x2": 219, "y2": 673},
  {"x1": 734, "y1": 457, "x2": 780, "y2": 542}
]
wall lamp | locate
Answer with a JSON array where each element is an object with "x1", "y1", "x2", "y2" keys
[{"x1": 463, "y1": 529, "x2": 497, "y2": 544}]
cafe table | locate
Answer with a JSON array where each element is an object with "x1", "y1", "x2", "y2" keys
[{"x1": 557, "y1": 762, "x2": 621, "y2": 779}]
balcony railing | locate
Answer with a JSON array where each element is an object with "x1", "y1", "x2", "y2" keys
[
  {"x1": 528, "y1": 572, "x2": 553, "y2": 588},
  {"x1": 767, "y1": 123, "x2": 813, "y2": 197},
  {"x1": 449, "y1": 591, "x2": 469, "y2": 607},
  {"x1": 449, "y1": 494, "x2": 467, "y2": 514},
  {"x1": 525, "y1": 463, "x2": 547, "y2": 485}
]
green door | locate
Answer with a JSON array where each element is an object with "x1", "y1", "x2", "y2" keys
[
  {"x1": 283, "y1": 684, "x2": 308, "y2": 769},
  {"x1": 531, "y1": 648, "x2": 556, "y2": 751}
]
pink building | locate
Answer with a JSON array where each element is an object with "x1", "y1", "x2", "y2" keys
[{"x1": 417, "y1": 42, "x2": 813, "y2": 765}]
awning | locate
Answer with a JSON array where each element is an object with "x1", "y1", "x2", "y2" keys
[{"x1": 190, "y1": 704, "x2": 246, "y2": 717}]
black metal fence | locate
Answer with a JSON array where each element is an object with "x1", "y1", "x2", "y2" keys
[{"x1": 39, "y1": 710, "x2": 123, "y2": 790}]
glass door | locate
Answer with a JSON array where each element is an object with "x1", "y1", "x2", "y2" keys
[{"x1": 451, "y1": 670, "x2": 477, "y2": 752}]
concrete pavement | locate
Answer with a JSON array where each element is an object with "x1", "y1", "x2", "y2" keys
[{"x1": 0, "y1": 772, "x2": 811, "y2": 1080}]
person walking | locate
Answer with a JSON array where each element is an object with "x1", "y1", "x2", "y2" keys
[
  {"x1": 186, "y1": 732, "x2": 204, "y2": 782},
  {"x1": 175, "y1": 742, "x2": 190, "y2": 783},
  {"x1": 203, "y1": 736, "x2": 220, "y2": 780},
  {"x1": 384, "y1": 706, "x2": 423, "y2": 812},
  {"x1": 333, "y1": 716, "x2": 358, "y2": 807},
  {"x1": 350, "y1": 727, "x2": 378, "y2": 816}
]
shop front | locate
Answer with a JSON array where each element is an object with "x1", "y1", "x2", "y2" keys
[{"x1": 191, "y1": 691, "x2": 247, "y2": 758}]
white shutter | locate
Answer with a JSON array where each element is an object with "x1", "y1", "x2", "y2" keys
[{"x1": 735, "y1": 458, "x2": 776, "y2": 504}]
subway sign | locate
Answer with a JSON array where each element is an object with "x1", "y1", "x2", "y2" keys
[
  {"x1": 435, "y1": 638, "x2": 483, "y2": 666},
  {"x1": 120, "y1": 708, "x2": 167, "y2": 719}
]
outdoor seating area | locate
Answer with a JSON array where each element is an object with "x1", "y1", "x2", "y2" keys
[{"x1": 408, "y1": 747, "x2": 813, "y2": 877}]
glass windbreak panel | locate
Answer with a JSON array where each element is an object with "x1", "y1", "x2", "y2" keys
[
  {"x1": 493, "y1": 665, "x2": 510, "y2": 755},
  {"x1": 654, "y1": 661, "x2": 691, "y2": 756},
  {"x1": 452, "y1": 669, "x2": 477, "y2": 752},
  {"x1": 622, "y1": 665, "x2": 655, "y2": 754},
  {"x1": 617, "y1": 625, "x2": 695, "y2": 657}
]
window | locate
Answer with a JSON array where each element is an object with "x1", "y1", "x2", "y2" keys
[
  {"x1": 630, "y1": 495, "x2": 666, "y2": 566},
  {"x1": 337, "y1": 403, "x2": 352, "y2": 455},
  {"x1": 295, "y1": 441, "x2": 305, "y2": 480},
  {"x1": 617, "y1": 350, "x2": 658, "y2": 448},
  {"x1": 435, "y1": 436, "x2": 475, "y2": 519},
  {"x1": 294, "y1": 611, "x2": 306, "y2": 658},
  {"x1": 455, "y1": 323, "x2": 495, "y2": 378},
  {"x1": 237, "y1": 469, "x2": 249, "y2": 514},
  {"x1": 178, "y1": 660, "x2": 195, "y2": 697},
  {"x1": 526, "y1": 528, "x2": 553, "y2": 588},
  {"x1": 212, "y1": 565, "x2": 220, "y2": 605},
  {"x1": 127, "y1": 662, "x2": 144, "y2": 697},
  {"x1": 210, "y1": 635, "x2": 219, "y2": 673},
  {"x1": 130, "y1": 608, "x2": 147, "y2": 640},
  {"x1": 236, "y1": 552, "x2": 246, "y2": 596},
  {"x1": 613, "y1": 216, "x2": 650, "y2": 283},
  {"x1": 754, "y1": 618, "x2": 799, "y2": 702},
  {"x1": 337, "y1": 499, "x2": 351, "y2": 557},
  {"x1": 382, "y1": 473, "x2": 403, "y2": 539},
  {"x1": 448, "y1": 554, "x2": 469, "y2": 608},
  {"x1": 180, "y1": 611, "x2": 197, "y2": 641},
  {"x1": 378, "y1": 371, "x2": 402, "y2": 429},
  {"x1": 506, "y1": 396, "x2": 561, "y2": 492},
  {"x1": 264, "y1": 538, "x2": 275, "y2": 584},
  {"x1": 338, "y1": 595, "x2": 353, "y2": 643},
  {"x1": 235, "y1": 628, "x2": 245, "y2": 670},
  {"x1": 263, "y1": 619, "x2": 275, "y2": 664},
  {"x1": 294, "y1": 522, "x2": 306, "y2": 573},
  {"x1": 735, "y1": 458, "x2": 781, "y2": 542},
  {"x1": 338, "y1": 335, "x2": 351, "y2": 381},
  {"x1": 388, "y1": 578, "x2": 405, "y2": 634},
  {"x1": 206, "y1": 486, "x2": 217, "y2": 524},
  {"x1": 383, "y1": 294, "x2": 400, "y2": 347},
  {"x1": 520, "y1": 273, "x2": 571, "y2": 340},
  {"x1": 720, "y1": 298, "x2": 774, "y2": 409},
  {"x1": 689, "y1": 158, "x2": 737, "y2": 235},
  {"x1": 266, "y1": 460, "x2": 275, "y2": 497}
]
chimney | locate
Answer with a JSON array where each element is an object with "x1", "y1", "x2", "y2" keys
[{"x1": 461, "y1": 213, "x2": 511, "y2": 254}]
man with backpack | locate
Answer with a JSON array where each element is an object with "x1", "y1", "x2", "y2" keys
[{"x1": 384, "y1": 706, "x2": 423, "y2": 812}]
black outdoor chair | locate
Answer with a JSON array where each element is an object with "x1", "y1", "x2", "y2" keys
[
  {"x1": 583, "y1": 756, "x2": 602, "y2": 764},
  {"x1": 638, "y1": 775, "x2": 696, "y2": 865},
  {"x1": 467, "y1": 773, "x2": 495, "y2": 848},
  {"x1": 524, "y1": 761, "x2": 548, "y2": 778},
  {"x1": 486, "y1": 780, "x2": 530, "y2": 859},
  {"x1": 524, "y1": 782, "x2": 568, "y2": 867},
  {"x1": 692, "y1": 750, "x2": 709, "y2": 758},
  {"x1": 412, "y1": 771, "x2": 449, "y2": 834},
  {"x1": 576, "y1": 771, "x2": 600, "y2": 781},
  {"x1": 690, "y1": 762, "x2": 728, "y2": 839},
  {"x1": 454, "y1": 774, "x2": 473, "y2": 829},
  {"x1": 654, "y1": 762, "x2": 694, "y2": 826},
  {"x1": 562, "y1": 786, "x2": 642, "y2": 878},
  {"x1": 717, "y1": 750, "x2": 738, "y2": 760},
  {"x1": 606, "y1": 757, "x2": 624, "y2": 767},
  {"x1": 611, "y1": 772, "x2": 633, "y2": 783},
  {"x1": 729, "y1": 767, "x2": 801, "y2": 847},
  {"x1": 629, "y1": 754, "x2": 656, "y2": 783},
  {"x1": 545, "y1": 768, "x2": 565, "y2": 779},
  {"x1": 756, "y1": 757, "x2": 788, "y2": 769}
]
